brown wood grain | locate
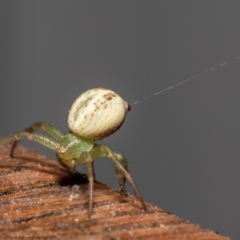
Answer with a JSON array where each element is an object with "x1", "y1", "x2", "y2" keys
[{"x1": 0, "y1": 144, "x2": 230, "y2": 240}]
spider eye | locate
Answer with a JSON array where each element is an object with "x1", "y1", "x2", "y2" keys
[{"x1": 68, "y1": 88, "x2": 129, "y2": 140}]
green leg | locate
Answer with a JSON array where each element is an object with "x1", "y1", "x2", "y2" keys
[
  {"x1": 24, "y1": 122, "x2": 64, "y2": 141},
  {"x1": 113, "y1": 152, "x2": 128, "y2": 196},
  {"x1": 3, "y1": 122, "x2": 64, "y2": 157},
  {"x1": 89, "y1": 144, "x2": 127, "y2": 195},
  {"x1": 0, "y1": 131, "x2": 58, "y2": 151},
  {"x1": 100, "y1": 145, "x2": 147, "y2": 211},
  {"x1": 84, "y1": 152, "x2": 95, "y2": 218}
]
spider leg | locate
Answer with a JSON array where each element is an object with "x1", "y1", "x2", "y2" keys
[
  {"x1": 0, "y1": 131, "x2": 59, "y2": 151},
  {"x1": 111, "y1": 152, "x2": 128, "y2": 196},
  {"x1": 24, "y1": 122, "x2": 64, "y2": 141},
  {"x1": 100, "y1": 145, "x2": 147, "y2": 211},
  {"x1": 6, "y1": 122, "x2": 64, "y2": 157},
  {"x1": 82, "y1": 152, "x2": 94, "y2": 218}
]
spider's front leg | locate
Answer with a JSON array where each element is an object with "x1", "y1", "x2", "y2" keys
[
  {"x1": 3, "y1": 122, "x2": 64, "y2": 157},
  {"x1": 24, "y1": 122, "x2": 64, "y2": 141},
  {"x1": 0, "y1": 131, "x2": 59, "y2": 152}
]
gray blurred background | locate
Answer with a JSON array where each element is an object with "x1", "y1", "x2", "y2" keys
[{"x1": 1, "y1": 1, "x2": 240, "y2": 239}]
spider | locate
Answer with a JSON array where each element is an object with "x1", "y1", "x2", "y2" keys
[{"x1": 0, "y1": 88, "x2": 147, "y2": 218}]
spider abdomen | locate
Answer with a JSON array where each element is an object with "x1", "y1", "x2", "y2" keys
[{"x1": 68, "y1": 88, "x2": 130, "y2": 140}]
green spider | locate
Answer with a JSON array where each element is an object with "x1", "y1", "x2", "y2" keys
[{"x1": 0, "y1": 88, "x2": 147, "y2": 218}]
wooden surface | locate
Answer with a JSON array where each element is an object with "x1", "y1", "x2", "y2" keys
[{"x1": 0, "y1": 144, "x2": 230, "y2": 240}]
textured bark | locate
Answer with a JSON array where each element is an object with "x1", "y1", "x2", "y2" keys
[{"x1": 0, "y1": 144, "x2": 230, "y2": 240}]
